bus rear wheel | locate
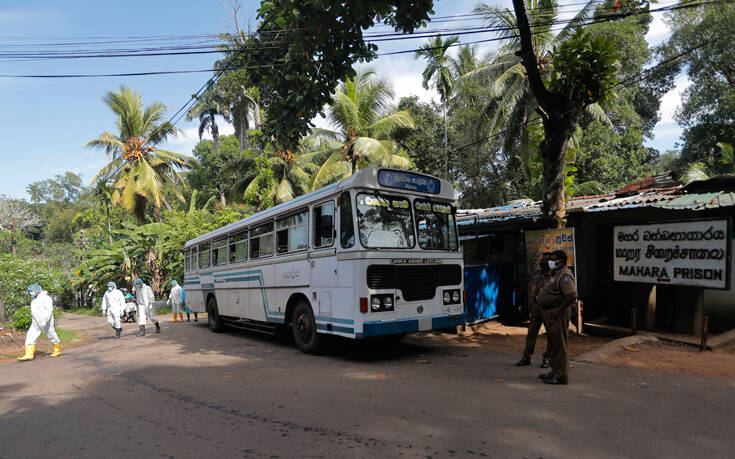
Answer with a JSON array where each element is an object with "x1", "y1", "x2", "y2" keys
[
  {"x1": 207, "y1": 296, "x2": 224, "y2": 333},
  {"x1": 291, "y1": 301, "x2": 321, "y2": 354}
]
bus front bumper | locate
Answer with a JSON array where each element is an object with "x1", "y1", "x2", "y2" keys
[{"x1": 357, "y1": 313, "x2": 465, "y2": 338}]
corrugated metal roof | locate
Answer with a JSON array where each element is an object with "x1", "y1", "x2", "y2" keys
[
  {"x1": 653, "y1": 191, "x2": 735, "y2": 210},
  {"x1": 583, "y1": 189, "x2": 679, "y2": 212},
  {"x1": 456, "y1": 194, "x2": 613, "y2": 224},
  {"x1": 456, "y1": 177, "x2": 734, "y2": 226}
]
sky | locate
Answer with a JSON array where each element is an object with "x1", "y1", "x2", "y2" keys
[{"x1": 0, "y1": 0, "x2": 685, "y2": 200}]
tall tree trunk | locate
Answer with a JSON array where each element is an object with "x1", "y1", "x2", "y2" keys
[
  {"x1": 511, "y1": 0, "x2": 585, "y2": 224},
  {"x1": 106, "y1": 204, "x2": 112, "y2": 245},
  {"x1": 442, "y1": 86, "x2": 448, "y2": 180},
  {"x1": 219, "y1": 188, "x2": 227, "y2": 207},
  {"x1": 237, "y1": 112, "x2": 248, "y2": 150},
  {"x1": 0, "y1": 281, "x2": 7, "y2": 328},
  {"x1": 134, "y1": 196, "x2": 147, "y2": 225},
  {"x1": 211, "y1": 110, "x2": 220, "y2": 153},
  {"x1": 10, "y1": 219, "x2": 16, "y2": 256},
  {"x1": 242, "y1": 92, "x2": 262, "y2": 129}
]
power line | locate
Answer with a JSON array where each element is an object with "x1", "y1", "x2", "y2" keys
[
  {"x1": 0, "y1": 0, "x2": 717, "y2": 76},
  {"x1": 0, "y1": 0, "x2": 710, "y2": 62}
]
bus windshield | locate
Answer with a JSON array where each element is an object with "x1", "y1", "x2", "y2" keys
[
  {"x1": 414, "y1": 200, "x2": 458, "y2": 251},
  {"x1": 356, "y1": 193, "x2": 415, "y2": 248}
]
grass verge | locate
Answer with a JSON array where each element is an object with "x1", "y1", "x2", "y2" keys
[{"x1": 0, "y1": 328, "x2": 89, "y2": 361}]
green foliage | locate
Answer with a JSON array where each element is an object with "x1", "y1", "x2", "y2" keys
[
  {"x1": 548, "y1": 28, "x2": 619, "y2": 105},
  {"x1": 392, "y1": 96, "x2": 445, "y2": 178},
  {"x1": 660, "y1": 3, "x2": 735, "y2": 175},
  {"x1": 716, "y1": 142, "x2": 734, "y2": 172},
  {"x1": 10, "y1": 305, "x2": 63, "y2": 332},
  {"x1": 0, "y1": 230, "x2": 40, "y2": 257},
  {"x1": 234, "y1": 0, "x2": 434, "y2": 149},
  {"x1": 0, "y1": 255, "x2": 73, "y2": 327},
  {"x1": 573, "y1": 120, "x2": 658, "y2": 191},
  {"x1": 243, "y1": 156, "x2": 276, "y2": 210},
  {"x1": 189, "y1": 135, "x2": 255, "y2": 206}
]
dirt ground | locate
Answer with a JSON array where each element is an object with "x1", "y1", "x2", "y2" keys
[
  {"x1": 424, "y1": 320, "x2": 735, "y2": 379},
  {"x1": 601, "y1": 339, "x2": 735, "y2": 379},
  {"x1": 423, "y1": 320, "x2": 611, "y2": 357},
  {"x1": 0, "y1": 326, "x2": 90, "y2": 361},
  {"x1": 4, "y1": 315, "x2": 735, "y2": 378}
]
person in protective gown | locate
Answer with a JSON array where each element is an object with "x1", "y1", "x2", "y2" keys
[
  {"x1": 18, "y1": 284, "x2": 61, "y2": 361},
  {"x1": 101, "y1": 281, "x2": 125, "y2": 338},
  {"x1": 183, "y1": 287, "x2": 197, "y2": 322},
  {"x1": 134, "y1": 278, "x2": 160, "y2": 336},
  {"x1": 168, "y1": 280, "x2": 184, "y2": 323}
]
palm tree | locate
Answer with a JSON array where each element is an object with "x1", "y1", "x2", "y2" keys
[
  {"x1": 186, "y1": 90, "x2": 229, "y2": 154},
  {"x1": 243, "y1": 148, "x2": 316, "y2": 209},
  {"x1": 309, "y1": 70, "x2": 415, "y2": 190},
  {"x1": 415, "y1": 34, "x2": 460, "y2": 179},
  {"x1": 469, "y1": 0, "x2": 606, "y2": 186},
  {"x1": 92, "y1": 182, "x2": 114, "y2": 244},
  {"x1": 86, "y1": 86, "x2": 196, "y2": 224},
  {"x1": 26, "y1": 183, "x2": 44, "y2": 209}
]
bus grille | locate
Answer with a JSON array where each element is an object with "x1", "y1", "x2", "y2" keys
[{"x1": 366, "y1": 265, "x2": 462, "y2": 302}]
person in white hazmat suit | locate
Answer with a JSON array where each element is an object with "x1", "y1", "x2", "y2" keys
[
  {"x1": 134, "y1": 278, "x2": 160, "y2": 336},
  {"x1": 101, "y1": 281, "x2": 126, "y2": 338},
  {"x1": 18, "y1": 284, "x2": 61, "y2": 361},
  {"x1": 168, "y1": 280, "x2": 184, "y2": 323}
]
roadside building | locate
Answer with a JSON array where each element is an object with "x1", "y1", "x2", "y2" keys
[{"x1": 457, "y1": 174, "x2": 734, "y2": 336}]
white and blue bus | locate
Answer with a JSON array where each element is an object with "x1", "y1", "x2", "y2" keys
[{"x1": 183, "y1": 167, "x2": 464, "y2": 353}]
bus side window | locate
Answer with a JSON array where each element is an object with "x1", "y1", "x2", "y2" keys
[
  {"x1": 277, "y1": 209, "x2": 308, "y2": 254},
  {"x1": 184, "y1": 249, "x2": 190, "y2": 272},
  {"x1": 250, "y1": 222, "x2": 274, "y2": 259},
  {"x1": 191, "y1": 246, "x2": 198, "y2": 271},
  {"x1": 198, "y1": 242, "x2": 211, "y2": 269},
  {"x1": 340, "y1": 192, "x2": 354, "y2": 248},
  {"x1": 212, "y1": 238, "x2": 228, "y2": 266},
  {"x1": 313, "y1": 201, "x2": 334, "y2": 248},
  {"x1": 229, "y1": 231, "x2": 247, "y2": 263}
]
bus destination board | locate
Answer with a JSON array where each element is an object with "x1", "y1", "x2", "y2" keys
[{"x1": 378, "y1": 170, "x2": 441, "y2": 194}]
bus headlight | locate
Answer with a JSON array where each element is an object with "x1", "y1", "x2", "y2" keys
[
  {"x1": 443, "y1": 291, "x2": 451, "y2": 304},
  {"x1": 371, "y1": 296, "x2": 381, "y2": 312},
  {"x1": 452, "y1": 290, "x2": 460, "y2": 303},
  {"x1": 383, "y1": 296, "x2": 393, "y2": 310}
]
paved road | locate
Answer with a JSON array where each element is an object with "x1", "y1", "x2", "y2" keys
[{"x1": 1, "y1": 314, "x2": 734, "y2": 458}]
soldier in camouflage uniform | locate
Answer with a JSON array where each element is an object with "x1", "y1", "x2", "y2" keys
[
  {"x1": 536, "y1": 250, "x2": 578, "y2": 385},
  {"x1": 515, "y1": 252, "x2": 552, "y2": 368}
]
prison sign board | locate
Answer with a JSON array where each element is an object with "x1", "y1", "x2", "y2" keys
[{"x1": 613, "y1": 219, "x2": 730, "y2": 289}]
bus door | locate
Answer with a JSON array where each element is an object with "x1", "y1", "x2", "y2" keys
[{"x1": 310, "y1": 200, "x2": 338, "y2": 315}]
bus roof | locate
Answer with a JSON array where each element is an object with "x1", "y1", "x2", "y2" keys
[{"x1": 184, "y1": 167, "x2": 456, "y2": 248}]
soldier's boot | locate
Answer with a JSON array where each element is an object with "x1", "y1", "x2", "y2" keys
[{"x1": 137, "y1": 325, "x2": 146, "y2": 337}]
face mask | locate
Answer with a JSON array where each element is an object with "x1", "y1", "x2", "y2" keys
[
  {"x1": 108, "y1": 287, "x2": 114, "y2": 292},
  {"x1": 548, "y1": 260, "x2": 558, "y2": 270},
  {"x1": 29, "y1": 291, "x2": 37, "y2": 298}
]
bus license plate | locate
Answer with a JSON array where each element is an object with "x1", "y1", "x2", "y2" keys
[{"x1": 442, "y1": 304, "x2": 463, "y2": 314}]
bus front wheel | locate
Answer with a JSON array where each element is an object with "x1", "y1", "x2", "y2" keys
[
  {"x1": 207, "y1": 296, "x2": 224, "y2": 333},
  {"x1": 291, "y1": 301, "x2": 321, "y2": 354}
]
